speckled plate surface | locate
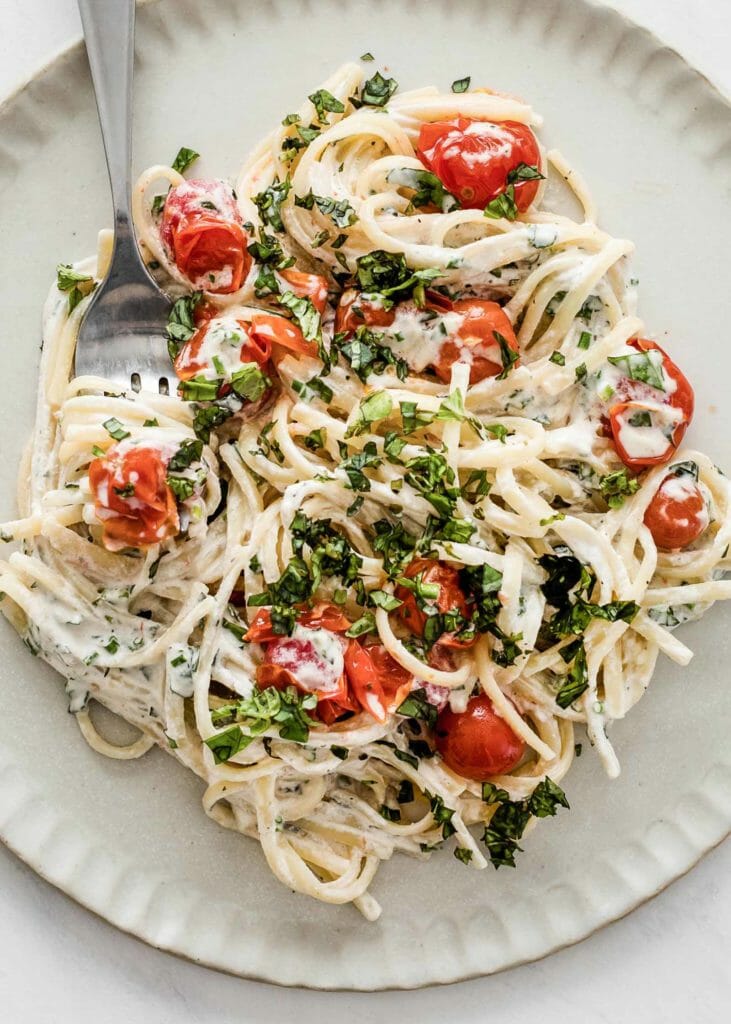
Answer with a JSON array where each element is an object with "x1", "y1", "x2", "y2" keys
[{"x1": 0, "y1": 0, "x2": 729, "y2": 990}]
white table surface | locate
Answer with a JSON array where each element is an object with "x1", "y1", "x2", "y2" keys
[{"x1": 0, "y1": 1, "x2": 729, "y2": 1020}]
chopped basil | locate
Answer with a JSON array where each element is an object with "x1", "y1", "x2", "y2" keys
[
  {"x1": 387, "y1": 167, "x2": 460, "y2": 212},
  {"x1": 295, "y1": 191, "x2": 357, "y2": 227},
  {"x1": 555, "y1": 641, "x2": 589, "y2": 708},
  {"x1": 578, "y1": 330, "x2": 592, "y2": 350},
  {"x1": 549, "y1": 351, "x2": 566, "y2": 366},
  {"x1": 292, "y1": 375, "x2": 333, "y2": 404},
  {"x1": 56, "y1": 263, "x2": 97, "y2": 313},
  {"x1": 368, "y1": 589, "x2": 402, "y2": 611},
  {"x1": 209, "y1": 685, "x2": 317, "y2": 749},
  {"x1": 454, "y1": 846, "x2": 473, "y2": 865},
  {"x1": 484, "y1": 186, "x2": 518, "y2": 221},
  {"x1": 165, "y1": 292, "x2": 202, "y2": 360},
  {"x1": 575, "y1": 362, "x2": 588, "y2": 383},
  {"x1": 102, "y1": 417, "x2": 130, "y2": 442},
  {"x1": 171, "y1": 146, "x2": 199, "y2": 174},
  {"x1": 360, "y1": 51, "x2": 374, "y2": 61},
  {"x1": 302, "y1": 427, "x2": 327, "y2": 452},
  {"x1": 344, "y1": 390, "x2": 393, "y2": 438},
  {"x1": 168, "y1": 438, "x2": 203, "y2": 472},
  {"x1": 333, "y1": 326, "x2": 409, "y2": 383},
  {"x1": 331, "y1": 744, "x2": 349, "y2": 759},
  {"x1": 396, "y1": 688, "x2": 438, "y2": 728},
  {"x1": 308, "y1": 88, "x2": 345, "y2": 122},
  {"x1": 506, "y1": 162, "x2": 545, "y2": 184},
  {"x1": 358, "y1": 71, "x2": 398, "y2": 107},
  {"x1": 482, "y1": 777, "x2": 569, "y2": 868},
  {"x1": 345, "y1": 611, "x2": 377, "y2": 638},
  {"x1": 608, "y1": 351, "x2": 665, "y2": 391},
  {"x1": 451, "y1": 76, "x2": 471, "y2": 93},
  {"x1": 598, "y1": 468, "x2": 639, "y2": 509},
  {"x1": 252, "y1": 178, "x2": 292, "y2": 232},
  {"x1": 494, "y1": 330, "x2": 519, "y2": 379}
]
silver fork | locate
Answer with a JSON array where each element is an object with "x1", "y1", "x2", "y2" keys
[{"x1": 75, "y1": 0, "x2": 172, "y2": 395}]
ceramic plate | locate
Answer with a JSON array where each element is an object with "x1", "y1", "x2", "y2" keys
[{"x1": 0, "y1": 0, "x2": 729, "y2": 990}]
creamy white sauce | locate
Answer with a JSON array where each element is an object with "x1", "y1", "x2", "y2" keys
[
  {"x1": 177, "y1": 316, "x2": 249, "y2": 380},
  {"x1": 383, "y1": 303, "x2": 465, "y2": 372}
]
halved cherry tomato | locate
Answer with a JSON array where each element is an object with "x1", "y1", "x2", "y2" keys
[
  {"x1": 161, "y1": 178, "x2": 251, "y2": 294},
  {"x1": 395, "y1": 558, "x2": 474, "y2": 649},
  {"x1": 343, "y1": 640, "x2": 413, "y2": 723},
  {"x1": 644, "y1": 472, "x2": 708, "y2": 550},
  {"x1": 334, "y1": 288, "x2": 396, "y2": 335},
  {"x1": 432, "y1": 298, "x2": 518, "y2": 384},
  {"x1": 248, "y1": 312, "x2": 317, "y2": 358},
  {"x1": 174, "y1": 317, "x2": 271, "y2": 382},
  {"x1": 89, "y1": 444, "x2": 179, "y2": 551},
  {"x1": 435, "y1": 694, "x2": 525, "y2": 780},
  {"x1": 280, "y1": 268, "x2": 329, "y2": 314},
  {"x1": 608, "y1": 338, "x2": 694, "y2": 471},
  {"x1": 244, "y1": 603, "x2": 351, "y2": 644},
  {"x1": 417, "y1": 118, "x2": 541, "y2": 211}
]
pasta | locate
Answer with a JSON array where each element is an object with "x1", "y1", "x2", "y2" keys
[{"x1": 3, "y1": 62, "x2": 730, "y2": 920}]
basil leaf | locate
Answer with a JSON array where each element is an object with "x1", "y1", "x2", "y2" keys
[
  {"x1": 451, "y1": 76, "x2": 470, "y2": 93},
  {"x1": 308, "y1": 88, "x2": 345, "y2": 122},
  {"x1": 359, "y1": 71, "x2": 398, "y2": 107},
  {"x1": 102, "y1": 417, "x2": 130, "y2": 442},
  {"x1": 171, "y1": 146, "x2": 200, "y2": 174}
]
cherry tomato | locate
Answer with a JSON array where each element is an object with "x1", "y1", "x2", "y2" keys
[
  {"x1": 343, "y1": 640, "x2": 413, "y2": 723},
  {"x1": 395, "y1": 558, "x2": 474, "y2": 649},
  {"x1": 248, "y1": 312, "x2": 317, "y2": 358},
  {"x1": 279, "y1": 268, "x2": 329, "y2": 314},
  {"x1": 608, "y1": 338, "x2": 694, "y2": 471},
  {"x1": 89, "y1": 444, "x2": 179, "y2": 551},
  {"x1": 244, "y1": 603, "x2": 351, "y2": 644},
  {"x1": 432, "y1": 299, "x2": 519, "y2": 384},
  {"x1": 174, "y1": 316, "x2": 271, "y2": 382},
  {"x1": 417, "y1": 118, "x2": 541, "y2": 211},
  {"x1": 161, "y1": 178, "x2": 251, "y2": 294},
  {"x1": 334, "y1": 288, "x2": 396, "y2": 335},
  {"x1": 644, "y1": 472, "x2": 708, "y2": 550},
  {"x1": 435, "y1": 694, "x2": 525, "y2": 780}
]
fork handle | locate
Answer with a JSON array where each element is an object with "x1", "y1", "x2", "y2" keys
[{"x1": 78, "y1": 0, "x2": 143, "y2": 272}]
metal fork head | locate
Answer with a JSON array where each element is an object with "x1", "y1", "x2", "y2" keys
[{"x1": 74, "y1": 223, "x2": 173, "y2": 395}]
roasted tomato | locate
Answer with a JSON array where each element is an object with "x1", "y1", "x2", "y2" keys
[
  {"x1": 607, "y1": 338, "x2": 694, "y2": 471},
  {"x1": 161, "y1": 178, "x2": 251, "y2": 294},
  {"x1": 88, "y1": 444, "x2": 179, "y2": 551},
  {"x1": 343, "y1": 641, "x2": 413, "y2": 723},
  {"x1": 245, "y1": 605, "x2": 413, "y2": 724},
  {"x1": 644, "y1": 471, "x2": 708, "y2": 550},
  {"x1": 174, "y1": 316, "x2": 271, "y2": 382},
  {"x1": 435, "y1": 694, "x2": 525, "y2": 780},
  {"x1": 247, "y1": 312, "x2": 318, "y2": 358},
  {"x1": 279, "y1": 268, "x2": 329, "y2": 314},
  {"x1": 334, "y1": 288, "x2": 396, "y2": 336},
  {"x1": 417, "y1": 118, "x2": 541, "y2": 211},
  {"x1": 432, "y1": 298, "x2": 519, "y2": 384},
  {"x1": 395, "y1": 558, "x2": 474, "y2": 649}
]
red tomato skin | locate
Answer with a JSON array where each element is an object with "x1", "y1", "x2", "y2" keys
[
  {"x1": 435, "y1": 694, "x2": 525, "y2": 781},
  {"x1": 334, "y1": 289, "x2": 396, "y2": 335},
  {"x1": 88, "y1": 445, "x2": 179, "y2": 550},
  {"x1": 248, "y1": 312, "x2": 317, "y2": 357},
  {"x1": 644, "y1": 476, "x2": 708, "y2": 550},
  {"x1": 432, "y1": 299, "x2": 518, "y2": 384},
  {"x1": 343, "y1": 640, "x2": 412, "y2": 722},
  {"x1": 395, "y1": 558, "x2": 475, "y2": 650},
  {"x1": 417, "y1": 118, "x2": 541, "y2": 211},
  {"x1": 161, "y1": 178, "x2": 251, "y2": 294},
  {"x1": 244, "y1": 603, "x2": 351, "y2": 644},
  {"x1": 608, "y1": 338, "x2": 694, "y2": 471},
  {"x1": 173, "y1": 318, "x2": 271, "y2": 382},
  {"x1": 279, "y1": 268, "x2": 329, "y2": 314}
]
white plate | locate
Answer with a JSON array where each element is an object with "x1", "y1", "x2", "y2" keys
[{"x1": 0, "y1": 0, "x2": 730, "y2": 991}]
